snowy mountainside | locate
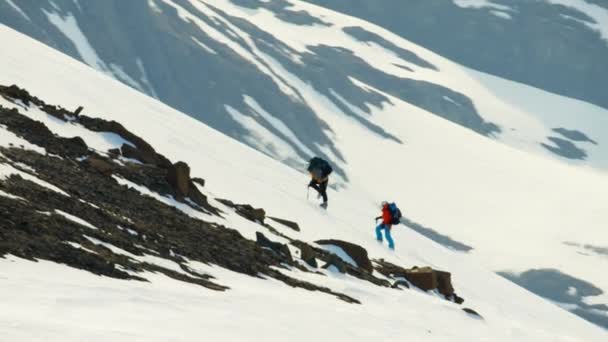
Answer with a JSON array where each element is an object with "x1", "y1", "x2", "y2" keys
[
  {"x1": 0, "y1": 0, "x2": 607, "y2": 173},
  {"x1": 1, "y1": 24, "x2": 608, "y2": 340}
]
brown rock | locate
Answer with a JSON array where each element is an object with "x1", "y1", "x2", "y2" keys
[
  {"x1": 436, "y1": 270, "x2": 454, "y2": 296},
  {"x1": 87, "y1": 157, "x2": 113, "y2": 176},
  {"x1": 316, "y1": 239, "x2": 373, "y2": 273},
  {"x1": 404, "y1": 266, "x2": 438, "y2": 291},
  {"x1": 268, "y1": 216, "x2": 300, "y2": 231},
  {"x1": 191, "y1": 177, "x2": 205, "y2": 188},
  {"x1": 166, "y1": 161, "x2": 190, "y2": 199},
  {"x1": 299, "y1": 243, "x2": 318, "y2": 268}
]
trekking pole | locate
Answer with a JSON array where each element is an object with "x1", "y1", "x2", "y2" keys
[{"x1": 306, "y1": 185, "x2": 309, "y2": 200}]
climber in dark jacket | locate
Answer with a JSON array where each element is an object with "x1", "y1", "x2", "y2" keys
[{"x1": 307, "y1": 157, "x2": 332, "y2": 209}]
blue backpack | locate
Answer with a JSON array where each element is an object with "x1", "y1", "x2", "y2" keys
[{"x1": 388, "y1": 203, "x2": 402, "y2": 225}]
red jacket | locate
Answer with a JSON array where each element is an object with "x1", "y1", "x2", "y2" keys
[{"x1": 381, "y1": 204, "x2": 392, "y2": 226}]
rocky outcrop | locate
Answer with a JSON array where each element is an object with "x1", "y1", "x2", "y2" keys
[
  {"x1": 316, "y1": 239, "x2": 373, "y2": 273},
  {"x1": 166, "y1": 161, "x2": 191, "y2": 200},
  {"x1": 217, "y1": 199, "x2": 266, "y2": 224},
  {"x1": 0, "y1": 86, "x2": 360, "y2": 304},
  {"x1": 374, "y1": 259, "x2": 463, "y2": 303},
  {"x1": 298, "y1": 243, "x2": 318, "y2": 268},
  {"x1": 0, "y1": 85, "x2": 467, "y2": 307},
  {"x1": 256, "y1": 232, "x2": 292, "y2": 262},
  {"x1": 267, "y1": 216, "x2": 300, "y2": 232}
]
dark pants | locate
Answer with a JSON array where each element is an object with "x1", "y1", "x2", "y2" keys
[{"x1": 309, "y1": 179, "x2": 328, "y2": 203}]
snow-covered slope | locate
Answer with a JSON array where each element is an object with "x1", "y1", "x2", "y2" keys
[
  {"x1": 1, "y1": 24, "x2": 607, "y2": 340},
  {"x1": 1, "y1": 0, "x2": 607, "y2": 173}
]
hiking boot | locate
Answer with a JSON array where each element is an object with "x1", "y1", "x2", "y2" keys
[{"x1": 320, "y1": 202, "x2": 328, "y2": 209}]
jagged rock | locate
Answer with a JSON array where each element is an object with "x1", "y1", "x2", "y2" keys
[
  {"x1": 256, "y1": 232, "x2": 292, "y2": 262},
  {"x1": 0, "y1": 85, "x2": 34, "y2": 105},
  {"x1": 87, "y1": 157, "x2": 114, "y2": 176},
  {"x1": 166, "y1": 161, "x2": 190, "y2": 200},
  {"x1": 108, "y1": 148, "x2": 121, "y2": 157},
  {"x1": 322, "y1": 254, "x2": 347, "y2": 273},
  {"x1": 316, "y1": 239, "x2": 373, "y2": 273},
  {"x1": 391, "y1": 280, "x2": 410, "y2": 289},
  {"x1": 374, "y1": 259, "x2": 460, "y2": 300},
  {"x1": 0, "y1": 86, "x2": 369, "y2": 304},
  {"x1": 218, "y1": 199, "x2": 266, "y2": 224},
  {"x1": 404, "y1": 266, "x2": 437, "y2": 291},
  {"x1": 74, "y1": 106, "x2": 84, "y2": 116},
  {"x1": 436, "y1": 270, "x2": 454, "y2": 296},
  {"x1": 192, "y1": 177, "x2": 205, "y2": 188},
  {"x1": 242, "y1": 205, "x2": 266, "y2": 224},
  {"x1": 299, "y1": 243, "x2": 318, "y2": 268},
  {"x1": 121, "y1": 143, "x2": 158, "y2": 165},
  {"x1": 462, "y1": 308, "x2": 482, "y2": 318},
  {"x1": 268, "y1": 216, "x2": 300, "y2": 231},
  {"x1": 77, "y1": 115, "x2": 171, "y2": 168}
]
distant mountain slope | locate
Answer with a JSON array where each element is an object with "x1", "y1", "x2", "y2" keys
[
  {"x1": 1, "y1": 25, "x2": 607, "y2": 341},
  {"x1": 305, "y1": 0, "x2": 608, "y2": 110},
  {"x1": 0, "y1": 0, "x2": 606, "y2": 173}
]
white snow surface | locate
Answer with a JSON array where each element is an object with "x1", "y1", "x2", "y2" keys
[{"x1": 1, "y1": 16, "x2": 608, "y2": 342}]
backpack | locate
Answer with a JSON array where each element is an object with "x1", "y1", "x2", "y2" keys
[
  {"x1": 307, "y1": 157, "x2": 333, "y2": 178},
  {"x1": 388, "y1": 203, "x2": 402, "y2": 225}
]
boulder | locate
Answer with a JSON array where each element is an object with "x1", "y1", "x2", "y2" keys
[
  {"x1": 436, "y1": 270, "x2": 454, "y2": 296},
  {"x1": 256, "y1": 232, "x2": 292, "y2": 262},
  {"x1": 87, "y1": 157, "x2": 113, "y2": 176},
  {"x1": 404, "y1": 266, "x2": 437, "y2": 291},
  {"x1": 322, "y1": 254, "x2": 346, "y2": 273},
  {"x1": 299, "y1": 243, "x2": 318, "y2": 268},
  {"x1": 166, "y1": 161, "x2": 190, "y2": 199},
  {"x1": 374, "y1": 259, "x2": 458, "y2": 299},
  {"x1": 121, "y1": 143, "x2": 158, "y2": 165},
  {"x1": 316, "y1": 239, "x2": 373, "y2": 273}
]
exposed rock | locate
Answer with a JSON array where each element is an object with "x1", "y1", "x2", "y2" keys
[
  {"x1": 192, "y1": 177, "x2": 205, "y2": 188},
  {"x1": 218, "y1": 199, "x2": 266, "y2": 224},
  {"x1": 74, "y1": 106, "x2": 84, "y2": 116},
  {"x1": 404, "y1": 266, "x2": 438, "y2": 291},
  {"x1": 166, "y1": 161, "x2": 190, "y2": 200},
  {"x1": 322, "y1": 254, "x2": 347, "y2": 274},
  {"x1": 108, "y1": 148, "x2": 121, "y2": 157},
  {"x1": 267, "y1": 216, "x2": 300, "y2": 231},
  {"x1": 316, "y1": 239, "x2": 373, "y2": 273},
  {"x1": 298, "y1": 243, "x2": 318, "y2": 268},
  {"x1": 120, "y1": 143, "x2": 159, "y2": 166},
  {"x1": 86, "y1": 156, "x2": 114, "y2": 177},
  {"x1": 0, "y1": 105, "x2": 89, "y2": 158},
  {"x1": 0, "y1": 88, "x2": 366, "y2": 304},
  {"x1": 436, "y1": 270, "x2": 454, "y2": 296},
  {"x1": 392, "y1": 280, "x2": 410, "y2": 289},
  {"x1": 374, "y1": 259, "x2": 461, "y2": 301},
  {"x1": 462, "y1": 308, "x2": 482, "y2": 318},
  {"x1": 256, "y1": 232, "x2": 292, "y2": 262}
]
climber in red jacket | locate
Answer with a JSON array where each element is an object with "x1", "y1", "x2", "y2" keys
[{"x1": 375, "y1": 201, "x2": 395, "y2": 249}]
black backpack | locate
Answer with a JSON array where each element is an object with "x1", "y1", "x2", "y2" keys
[
  {"x1": 307, "y1": 157, "x2": 333, "y2": 178},
  {"x1": 388, "y1": 203, "x2": 402, "y2": 225}
]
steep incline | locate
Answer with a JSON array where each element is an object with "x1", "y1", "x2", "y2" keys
[{"x1": 0, "y1": 25, "x2": 607, "y2": 340}]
